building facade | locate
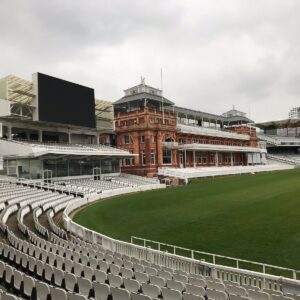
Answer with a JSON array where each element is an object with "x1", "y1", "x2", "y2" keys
[
  {"x1": 114, "y1": 80, "x2": 264, "y2": 176},
  {"x1": 289, "y1": 107, "x2": 300, "y2": 119},
  {"x1": 0, "y1": 73, "x2": 133, "y2": 179}
]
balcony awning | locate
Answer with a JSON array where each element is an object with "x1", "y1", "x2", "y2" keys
[{"x1": 164, "y1": 142, "x2": 265, "y2": 153}]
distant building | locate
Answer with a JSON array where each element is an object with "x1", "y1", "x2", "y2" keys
[
  {"x1": 289, "y1": 107, "x2": 300, "y2": 119},
  {"x1": 222, "y1": 107, "x2": 247, "y2": 118},
  {"x1": 114, "y1": 79, "x2": 264, "y2": 177}
]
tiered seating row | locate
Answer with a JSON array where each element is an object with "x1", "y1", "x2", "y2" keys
[{"x1": 0, "y1": 181, "x2": 299, "y2": 300}]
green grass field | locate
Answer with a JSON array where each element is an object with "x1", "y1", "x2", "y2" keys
[{"x1": 74, "y1": 169, "x2": 300, "y2": 275}]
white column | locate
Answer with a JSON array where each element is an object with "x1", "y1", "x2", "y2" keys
[
  {"x1": 95, "y1": 134, "x2": 100, "y2": 145},
  {"x1": 215, "y1": 152, "x2": 219, "y2": 167},
  {"x1": 7, "y1": 126, "x2": 12, "y2": 140},
  {"x1": 193, "y1": 150, "x2": 196, "y2": 168},
  {"x1": 38, "y1": 130, "x2": 43, "y2": 142},
  {"x1": 184, "y1": 150, "x2": 187, "y2": 168},
  {"x1": 68, "y1": 132, "x2": 72, "y2": 144},
  {"x1": 230, "y1": 152, "x2": 233, "y2": 166}
]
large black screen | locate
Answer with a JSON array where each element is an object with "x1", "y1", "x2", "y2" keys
[{"x1": 37, "y1": 73, "x2": 96, "y2": 128}]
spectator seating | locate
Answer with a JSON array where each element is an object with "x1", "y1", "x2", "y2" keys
[{"x1": 0, "y1": 179, "x2": 299, "y2": 300}]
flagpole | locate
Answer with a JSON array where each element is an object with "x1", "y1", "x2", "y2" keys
[{"x1": 161, "y1": 68, "x2": 165, "y2": 124}]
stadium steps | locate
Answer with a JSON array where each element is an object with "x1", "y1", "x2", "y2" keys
[
  {"x1": 0, "y1": 180, "x2": 300, "y2": 300},
  {"x1": 267, "y1": 154, "x2": 300, "y2": 167}
]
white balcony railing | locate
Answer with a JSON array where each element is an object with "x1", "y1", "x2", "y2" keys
[{"x1": 177, "y1": 124, "x2": 250, "y2": 140}]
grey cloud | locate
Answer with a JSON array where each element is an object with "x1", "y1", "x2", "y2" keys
[{"x1": 0, "y1": 0, "x2": 300, "y2": 121}]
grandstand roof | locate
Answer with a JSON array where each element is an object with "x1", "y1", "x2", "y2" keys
[
  {"x1": 0, "y1": 139, "x2": 135, "y2": 159},
  {"x1": 114, "y1": 92, "x2": 174, "y2": 106},
  {"x1": 95, "y1": 99, "x2": 113, "y2": 120},
  {"x1": 166, "y1": 106, "x2": 254, "y2": 124},
  {"x1": 255, "y1": 118, "x2": 300, "y2": 129}
]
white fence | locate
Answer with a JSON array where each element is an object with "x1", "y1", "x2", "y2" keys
[
  {"x1": 131, "y1": 236, "x2": 300, "y2": 279},
  {"x1": 62, "y1": 184, "x2": 300, "y2": 295},
  {"x1": 158, "y1": 165, "x2": 294, "y2": 180},
  {"x1": 177, "y1": 124, "x2": 250, "y2": 141},
  {"x1": 267, "y1": 154, "x2": 300, "y2": 167}
]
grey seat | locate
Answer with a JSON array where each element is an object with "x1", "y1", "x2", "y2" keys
[
  {"x1": 229, "y1": 295, "x2": 251, "y2": 300},
  {"x1": 131, "y1": 294, "x2": 152, "y2": 300},
  {"x1": 36, "y1": 260, "x2": 45, "y2": 278},
  {"x1": 135, "y1": 271, "x2": 149, "y2": 284},
  {"x1": 247, "y1": 289, "x2": 271, "y2": 300},
  {"x1": 56, "y1": 257, "x2": 65, "y2": 271},
  {"x1": 206, "y1": 288, "x2": 228, "y2": 300},
  {"x1": 133, "y1": 263, "x2": 145, "y2": 273},
  {"x1": 49, "y1": 252, "x2": 56, "y2": 266},
  {"x1": 8, "y1": 248, "x2": 15, "y2": 262},
  {"x1": 183, "y1": 293, "x2": 205, "y2": 300},
  {"x1": 0, "y1": 261, "x2": 5, "y2": 279},
  {"x1": 189, "y1": 277, "x2": 206, "y2": 288},
  {"x1": 83, "y1": 265, "x2": 94, "y2": 281},
  {"x1": 111, "y1": 287, "x2": 131, "y2": 300},
  {"x1": 123, "y1": 260, "x2": 133, "y2": 269},
  {"x1": 158, "y1": 270, "x2": 172, "y2": 280},
  {"x1": 185, "y1": 284, "x2": 205, "y2": 296},
  {"x1": 271, "y1": 296, "x2": 294, "y2": 300},
  {"x1": 28, "y1": 256, "x2": 36, "y2": 273},
  {"x1": 65, "y1": 272, "x2": 77, "y2": 292},
  {"x1": 80, "y1": 254, "x2": 89, "y2": 266},
  {"x1": 145, "y1": 267, "x2": 157, "y2": 276},
  {"x1": 167, "y1": 279, "x2": 185, "y2": 292},
  {"x1": 73, "y1": 252, "x2": 80, "y2": 263},
  {"x1": 23, "y1": 275, "x2": 35, "y2": 298},
  {"x1": 94, "y1": 270, "x2": 107, "y2": 283},
  {"x1": 123, "y1": 278, "x2": 140, "y2": 293},
  {"x1": 15, "y1": 250, "x2": 22, "y2": 265},
  {"x1": 108, "y1": 273, "x2": 123, "y2": 288},
  {"x1": 173, "y1": 273, "x2": 189, "y2": 284},
  {"x1": 89, "y1": 257, "x2": 98, "y2": 269},
  {"x1": 64, "y1": 259, "x2": 73, "y2": 273},
  {"x1": 21, "y1": 253, "x2": 28, "y2": 269},
  {"x1": 114, "y1": 257, "x2": 123, "y2": 267},
  {"x1": 50, "y1": 286, "x2": 68, "y2": 300},
  {"x1": 99, "y1": 261, "x2": 109, "y2": 273},
  {"x1": 141, "y1": 282, "x2": 161, "y2": 298},
  {"x1": 74, "y1": 262, "x2": 83, "y2": 277},
  {"x1": 5, "y1": 265, "x2": 14, "y2": 285},
  {"x1": 206, "y1": 280, "x2": 226, "y2": 292},
  {"x1": 227, "y1": 284, "x2": 248, "y2": 297},
  {"x1": 36, "y1": 281, "x2": 50, "y2": 300},
  {"x1": 109, "y1": 263, "x2": 120, "y2": 275},
  {"x1": 121, "y1": 267, "x2": 134, "y2": 279},
  {"x1": 13, "y1": 269, "x2": 23, "y2": 291},
  {"x1": 161, "y1": 287, "x2": 183, "y2": 300},
  {"x1": 77, "y1": 277, "x2": 92, "y2": 297},
  {"x1": 104, "y1": 254, "x2": 113, "y2": 264},
  {"x1": 44, "y1": 264, "x2": 54, "y2": 283},
  {"x1": 149, "y1": 275, "x2": 166, "y2": 288},
  {"x1": 2, "y1": 293, "x2": 19, "y2": 300},
  {"x1": 93, "y1": 282, "x2": 110, "y2": 300},
  {"x1": 54, "y1": 267, "x2": 65, "y2": 287},
  {"x1": 68, "y1": 293, "x2": 88, "y2": 300}
]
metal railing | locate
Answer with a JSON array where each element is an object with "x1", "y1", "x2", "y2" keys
[
  {"x1": 157, "y1": 165, "x2": 293, "y2": 180},
  {"x1": 62, "y1": 186, "x2": 300, "y2": 294},
  {"x1": 267, "y1": 154, "x2": 300, "y2": 167},
  {"x1": 177, "y1": 124, "x2": 250, "y2": 141},
  {"x1": 131, "y1": 236, "x2": 300, "y2": 280}
]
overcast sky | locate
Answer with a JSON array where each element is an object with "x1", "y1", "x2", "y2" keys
[{"x1": 1, "y1": 0, "x2": 300, "y2": 122}]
